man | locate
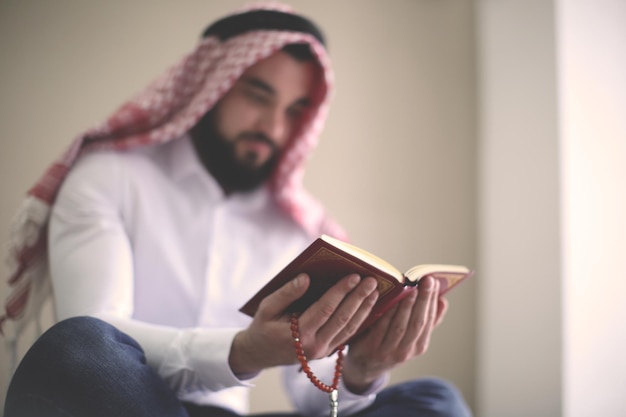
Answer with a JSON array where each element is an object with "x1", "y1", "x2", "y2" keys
[{"x1": 3, "y1": 4, "x2": 471, "y2": 417}]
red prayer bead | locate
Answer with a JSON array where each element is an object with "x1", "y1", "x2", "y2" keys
[{"x1": 290, "y1": 312, "x2": 345, "y2": 394}]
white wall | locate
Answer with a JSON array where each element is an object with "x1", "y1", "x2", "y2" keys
[
  {"x1": 0, "y1": 1, "x2": 477, "y2": 414},
  {"x1": 558, "y1": 1, "x2": 626, "y2": 416},
  {"x1": 476, "y1": 0, "x2": 626, "y2": 416}
]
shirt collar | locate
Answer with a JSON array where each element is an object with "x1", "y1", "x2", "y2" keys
[{"x1": 168, "y1": 134, "x2": 205, "y2": 183}]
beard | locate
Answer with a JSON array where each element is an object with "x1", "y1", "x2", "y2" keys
[{"x1": 190, "y1": 113, "x2": 281, "y2": 193}]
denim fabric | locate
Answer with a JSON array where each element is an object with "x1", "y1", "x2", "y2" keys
[
  {"x1": 5, "y1": 317, "x2": 471, "y2": 417},
  {"x1": 4, "y1": 317, "x2": 188, "y2": 417}
]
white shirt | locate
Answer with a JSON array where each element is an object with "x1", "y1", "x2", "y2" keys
[{"x1": 48, "y1": 135, "x2": 384, "y2": 416}]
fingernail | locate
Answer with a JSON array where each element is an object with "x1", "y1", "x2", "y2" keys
[
  {"x1": 293, "y1": 273, "x2": 306, "y2": 288},
  {"x1": 348, "y1": 274, "x2": 361, "y2": 288},
  {"x1": 364, "y1": 278, "x2": 378, "y2": 293}
]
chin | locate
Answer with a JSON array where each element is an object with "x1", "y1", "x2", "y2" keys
[{"x1": 239, "y1": 151, "x2": 270, "y2": 167}]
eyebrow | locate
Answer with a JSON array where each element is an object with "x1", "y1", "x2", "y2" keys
[
  {"x1": 241, "y1": 76, "x2": 312, "y2": 107},
  {"x1": 242, "y1": 76, "x2": 275, "y2": 96}
]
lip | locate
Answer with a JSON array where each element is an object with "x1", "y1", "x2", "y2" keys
[
  {"x1": 237, "y1": 139, "x2": 274, "y2": 164},
  {"x1": 244, "y1": 138, "x2": 274, "y2": 152}
]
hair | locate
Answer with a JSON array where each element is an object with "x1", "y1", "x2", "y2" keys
[
  {"x1": 201, "y1": 9, "x2": 326, "y2": 46},
  {"x1": 281, "y1": 43, "x2": 316, "y2": 62}
]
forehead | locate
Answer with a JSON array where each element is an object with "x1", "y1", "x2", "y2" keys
[{"x1": 236, "y1": 50, "x2": 319, "y2": 102}]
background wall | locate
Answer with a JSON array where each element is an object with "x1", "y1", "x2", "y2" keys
[
  {"x1": 0, "y1": 0, "x2": 477, "y2": 414},
  {"x1": 476, "y1": 1, "x2": 626, "y2": 416},
  {"x1": 475, "y1": 1, "x2": 562, "y2": 415},
  {"x1": 558, "y1": 0, "x2": 626, "y2": 416}
]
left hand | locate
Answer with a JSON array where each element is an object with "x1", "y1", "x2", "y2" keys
[{"x1": 341, "y1": 276, "x2": 449, "y2": 393}]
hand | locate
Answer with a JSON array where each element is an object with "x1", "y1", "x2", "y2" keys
[
  {"x1": 342, "y1": 276, "x2": 449, "y2": 393},
  {"x1": 229, "y1": 273, "x2": 379, "y2": 376}
]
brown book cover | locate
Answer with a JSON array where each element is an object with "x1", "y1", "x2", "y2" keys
[{"x1": 240, "y1": 235, "x2": 473, "y2": 340}]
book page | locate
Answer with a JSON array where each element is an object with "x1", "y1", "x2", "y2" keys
[
  {"x1": 404, "y1": 264, "x2": 471, "y2": 292},
  {"x1": 321, "y1": 234, "x2": 403, "y2": 281}
]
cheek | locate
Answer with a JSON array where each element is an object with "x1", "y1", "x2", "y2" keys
[{"x1": 214, "y1": 96, "x2": 259, "y2": 138}]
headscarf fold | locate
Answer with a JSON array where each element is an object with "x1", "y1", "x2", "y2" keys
[{"x1": 1, "y1": 3, "x2": 346, "y2": 354}]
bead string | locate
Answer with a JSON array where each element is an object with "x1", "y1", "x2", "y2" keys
[{"x1": 290, "y1": 312, "x2": 345, "y2": 393}]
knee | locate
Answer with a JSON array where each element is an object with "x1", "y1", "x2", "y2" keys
[
  {"x1": 413, "y1": 377, "x2": 466, "y2": 401},
  {"x1": 393, "y1": 378, "x2": 472, "y2": 417},
  {"x1": 35, "y1": 316, "x2": 106, "y2": 351},
  {"x1": 5, "y1": 317, "x2": 122, "y2": 409},
  {"x1": 19, "y1": 316, "x2": 143, "y2": 370},
  {"x1": 43, "y1": 315, "x2": 111, "y2": 342}
]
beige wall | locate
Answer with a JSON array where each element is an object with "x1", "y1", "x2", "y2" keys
[
  {"x1": 0, "y1": 0, "x2": 477, "y2": 414},
  {"x1": 475, "y1": 1, "x2": 563, "y2": 415}
]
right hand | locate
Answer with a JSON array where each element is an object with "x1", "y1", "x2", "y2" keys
[{"x1": 228, "y1": 273, "x2": 379, "y2": 376}]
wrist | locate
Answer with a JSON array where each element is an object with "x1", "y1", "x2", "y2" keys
[
  {"x1": 228, "y1": 330, "x2": 263, "y2": 377},
  {"x1": 342, "y1": 355, "x2": 383, "y2": 394}
]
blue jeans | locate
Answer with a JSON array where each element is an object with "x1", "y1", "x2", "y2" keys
[{"x1": 4, "y1": 317, "x2": 472, "y2": 417}]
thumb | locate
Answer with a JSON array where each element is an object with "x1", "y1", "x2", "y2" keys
[{"x1": 257, "y1": 273, "x2": 310, "y2": 320}]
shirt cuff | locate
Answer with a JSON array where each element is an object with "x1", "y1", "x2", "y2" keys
[
  {"x1": 159, "y1": 327, "x2": 253, "y2": 393},
  {"x1": 340, "y1": 371, "x2": 389, "y2": 398}
]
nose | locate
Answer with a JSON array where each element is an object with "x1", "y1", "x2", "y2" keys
[{"x1": 258, "y1": 107, "x2": 288, "y2": 146}]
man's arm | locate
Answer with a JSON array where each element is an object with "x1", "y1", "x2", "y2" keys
[{"x1": 47, "y1": 151, "x2": 246, "y2": 393}]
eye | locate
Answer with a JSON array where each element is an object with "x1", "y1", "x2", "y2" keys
[
  {"x1": 287, "y1": 104, "x2": 307, "y2": 121},
  {"x1": 243, "y1": 88, "x2": 270, "y2": 105}
]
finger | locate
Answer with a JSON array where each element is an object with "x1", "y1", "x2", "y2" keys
[
  {"x1": 327, "y1": 280, "x2": 379, "y2": 347},
  {"x1": 377, "y1": 287, "x2": 418, "y2": 351},
  {"x1": 412, "y1": 278, "x2": 440, "y2": 355},
  {"x1": 404, "y1": 276, "x2": 437, "y2": 343},
  {"x1": 354, "y1": 297, "x2": 402, "y2": 348},
  {"x1": 301, "y1": 274, "x2": 376, "y2": 345},
  {"x1": 256, "y1": 273, "x2": 310, "y2": 320},
  {"x1": 426, "y1": 280, "x2": 440, "y2": 328},
  {"x1": 434, "y1": 297, "x2": 449, "y2": 327},
  {"x1": 300, "y1": 273, "x2": 360, "y2": 328}
]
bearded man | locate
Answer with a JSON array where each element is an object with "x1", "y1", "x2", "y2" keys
[{"x1": 3, "y1": 4, "x2": 471, "y2": 417}]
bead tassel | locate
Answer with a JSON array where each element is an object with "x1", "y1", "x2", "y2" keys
[{"x1": 290, "y1": 312, "x2": 345, "y2": 393}]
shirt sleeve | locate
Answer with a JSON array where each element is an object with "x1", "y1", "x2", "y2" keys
[
  {"x1": 283, "y1": 352, "x2": 389, "y2": 417},
  {"x1": 48, "y1": 151, "x2": 249, "y2": 394}
]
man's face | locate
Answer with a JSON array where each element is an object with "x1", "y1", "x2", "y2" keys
[{"x1": 191, "y1": 50, "x2": 318, "y2": 193}]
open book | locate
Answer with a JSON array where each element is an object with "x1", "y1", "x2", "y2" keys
[{"x1": 240, "y1": 235, "x2": 473, "y2": 340}]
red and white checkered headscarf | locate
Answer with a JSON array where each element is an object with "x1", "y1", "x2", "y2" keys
[{"x1": 1, "y1": 3, "x2": 346, "y2": 340}]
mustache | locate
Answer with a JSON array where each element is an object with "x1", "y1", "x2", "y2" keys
[{"x1": 235, "y1": 133, "x2": 278, "y2": 150}]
